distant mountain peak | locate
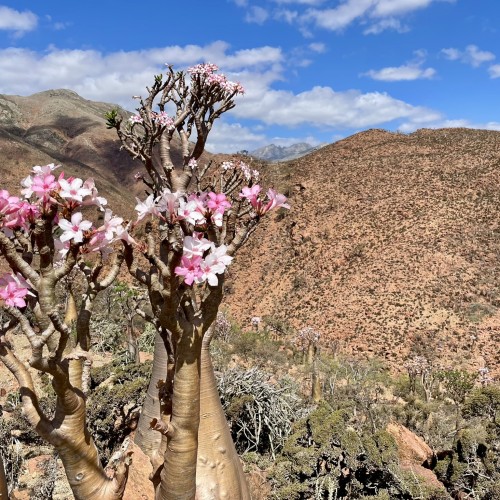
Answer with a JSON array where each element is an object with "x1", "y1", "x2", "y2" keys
[{"x1": 249, "y1": 142, "x2": 326, "y2": 162}]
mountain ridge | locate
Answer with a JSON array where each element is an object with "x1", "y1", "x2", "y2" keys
[{"x1": 0, "y1": 90, "x2": 498, "y2": 375}]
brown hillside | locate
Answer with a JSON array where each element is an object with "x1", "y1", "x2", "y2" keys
[
  {"x1": 0, "y1": 90, "x2": 211, "y2": 216},
  {"x1": 224, "y1": 128, "x2": 500, "y2": 375},
  {"x1": 1, "y1": 91, "x2": 498, "y2": 375}
]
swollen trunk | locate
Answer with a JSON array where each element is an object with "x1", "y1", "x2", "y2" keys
[
  {"x1": 135, "y1": 331, "x2": 169, "y2": 458},
  {"x1": 196, "y1": 335, "x2": 250, "y2": 499}
]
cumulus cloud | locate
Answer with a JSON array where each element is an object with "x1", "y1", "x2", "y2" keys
[
  {"x1": 0, "y1": 40, "x2": 445, "y2": 149},
  {"x1": 0, "y1": 42, "x2": 283, "y2": 109},
  {"x1": 363, "y1": 18, "x2": 409, "y2": 34},
  {"x1": 364, "y1": 64, "x2": 435, "y2": 81},
  {"x1": 441, "y1": 45, "x2": 495, "y2": 67},
  {"x1": 205, "y1": 121, "x2": 268, "y2": 153},
  {"x1": 0, "y1": 5, "x2": 38, "y2": 34},
  {"x1": 272, "y1": 0, "x2": 325, "y2": 4},
  {"x1": 302, "y1": 0, "x2": 453, "y2": 33},
  {"x1": 363, "y1": 52, "x2": 436, "y2": 81},
  {"x1": 233, "y1": 85, "x2": 441, "y2": 128},
  {"x1": 308, "y1": 42, "x2": 326, "y2": 53}
]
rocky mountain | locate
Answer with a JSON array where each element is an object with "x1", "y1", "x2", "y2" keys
[
  {"x1": 249, "y1": 142, "x2": 325, "y2": 162},
  {"x1": 226, "y1": 128, "x2": 500, "y2": 377},
  {"x1": 0, "y1": 90, "x2": 499, "y2": 375}
]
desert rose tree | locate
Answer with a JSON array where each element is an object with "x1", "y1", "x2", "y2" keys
[
  {"x1": 105, "y1": 63, "x2": 289, "y2": 499},
  {"x1": 0, "y1": 166, "x2": 135, "y2": 499},
  {"x1": 0, "y1": 63, "x2": 289, "y2": 499}
]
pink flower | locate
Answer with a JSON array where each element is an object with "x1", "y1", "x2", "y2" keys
[
  {"x1": 182, "y1": 233, "x2": 211, "y2": 258},
  {"x1": 54, "y1": 238, "x2": 71, "y2": 261},
  {"x1": 97, "y1": 209, "x2": 124, "y2": 241},
  {"x1": 82, "y1": 178, "x2": 107, "y2": 209},
  {"x1": 239, "y1": 185, "x2": 261, "y2": 209},
  {"x1": 114, "y1": 224, "x2": 137, "y2": 245},
  {"x1": 0, "y1": 273, "x2": 31, "y2": 308},
  {"x1": 263, "y1": 188, "x2": 290, "y2": 212},
  {"x1": 177, "y1": 198, "x2": 205, "y2": 226},
  {"x1": 174, "y1": 255, "x2": 204, "y2": 286},
  {"x1": 129, "y1": 114, "x2": 143, "y2": 124},
  {"x1": 200, "y1": 244, "x2": 233, "y2": 286},
  {"x1": 154, "y1": 111, "x2": 175, "y2": 129},
  {"x1": 58, "y1": 212, "x2": 93, "y2": 243},
  {"x1": 156, "y1": 189, "x2": 179, "y2": 216},
  {"x1": 206, "y1": 192, "x2": 231, "y2": 214},
  {"x1": 0, "y1": 190, "x2": 20, "y2": 215},
  {"x1": 31, "y1": 173, "x2": 58, "y2": 198}
]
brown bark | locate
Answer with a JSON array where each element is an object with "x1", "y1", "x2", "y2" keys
[
  {"x1": 135, "y1": 330, "x2": 169, "y2": 458},
  {"x1": 157, "y1": 326, "x2": 203, "y2": 500},
  {"x1": 0, "y1": 453, "x2": 8, "y2": 500},
  {"x1": 196, "y1": 330, "x2": 250, "y2": 500}
]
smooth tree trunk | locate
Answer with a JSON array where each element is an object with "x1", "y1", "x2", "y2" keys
[
  {"x1": 135, "y1": 331, "x2": 169, "y2": 458},
  {"x1": 196, "y1": 330, "x2": 250, "y2": 500},
  {"x1": 55, "y1": 407, "x2": 128, "y2": 499},
  {"x1": 157, "y1": 327, "x2": 203, "y2": 500},
  {"x1": 137, "y1": 327, "x2": 250, "y2": 499}
]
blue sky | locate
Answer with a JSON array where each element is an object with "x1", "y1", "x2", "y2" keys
[{"x1": 0, "y1": 1, "x2": 499, "y2": 152}]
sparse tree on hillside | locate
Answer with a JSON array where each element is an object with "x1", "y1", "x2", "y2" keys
[{"x1": 0, "y1": 63, "x2": 289, "y2": 499}]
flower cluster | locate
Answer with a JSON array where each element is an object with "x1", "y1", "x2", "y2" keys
[
  {"x1": 187, "y1": 62, "x2": 244, "y2": 95},
  {"x1": 239, "y1": 186, "x2": 290, "y2": 216},
  {"x1": 221, "y1": 160, "x2": 259, "y2": 181},
  {"x1": 153, "y1": 111, "x2": 175, "y2": 130},
  {"x1": 1, "y1": 164, "x2": 133, "y2": 262},
  {"x1": 135, "y1": 189, "x2": 232, "y2": 228},
  {"x1": 0, "y1": 273, "x2": 32, "y2": 308},
  {"x1": 478, "y1": 367, "x2": 493, "y2": 386},
  {"x1": 187, "y1": 62, "x2": 219, "y2": 76},
  {"x1": 174, "y1": 233, "x2": 232, "y2": 287}
]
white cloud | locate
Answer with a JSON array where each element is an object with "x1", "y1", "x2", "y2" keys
[
  {"x1": 272, "y1": 0, "x2": 325, "y2": 4},
  {"x1": 488, "y1": 64, "x2": 500, "y2": 79},
  {"x1": 363, "y1": 53, "x2": 436, "y2": 81},
  {"x1": 205, "y1": 121, "x2": 267, "y2": 153},
  {"x1": 233, "y1": 84, "x2": 442, "y2": 128},
  {"x1": 441, "y1": 45, "x2": 495, "y2": 67},
  {"x1": 0, "y1": 42, "x2": 283, "y2": 109},
  {"x1": 372, "y1": 0, "x2": 448, "y2": 17},
  {"x1": 274, "y1": 8, "x2": 299, "y2": 23},
  {"x1": 300, "y1": 0, "x2": 453, "y2": 33},
  {"x1": 0, "y1": 41, "x2": 444, "y2": 148},
  {"x1": 245, "y1": 6, "x2": 269, "y2": 24},
  {"x1": 0, "y1": 5, "x2": 37, "y2": 33},
  {"x1": 364, "y1": 64, "x2": 435, "y2": 81},
  {"x1": 305, "y1": 0, "x2": 374, "y2": 31}
]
